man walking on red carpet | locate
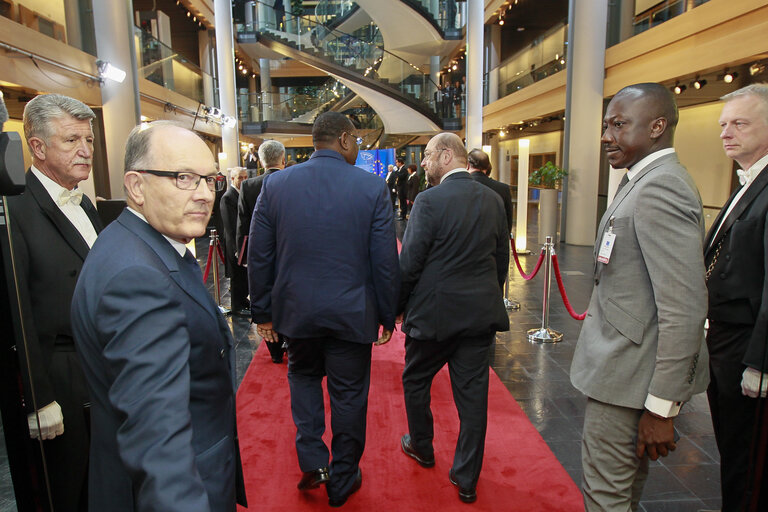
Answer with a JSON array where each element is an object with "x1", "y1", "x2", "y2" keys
[
  {"x1": 397, "y1": 132, "x2": 510, "y2": 503},
  {"x1": 247, "y1": 112, "x2": 400, "y2": 507}
]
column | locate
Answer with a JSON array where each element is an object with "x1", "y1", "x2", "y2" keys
[
  {"x1": 486, "y1": 24, "x2": 501, "y2": 104},
  {"x1": 561, "y1": 0, "x2": 608, "y2": 246},
  {"x1": 516, "y1": 139, "x2": 530, "y2": 251},
  {"x1": 430, "y1": 56, "x2": 440, "y2": 114},
  {"x1": 259, "y1": 58, "x2": 272, "y2": 121},
  {"x1": 92, "y1": 0, "x2": 141, "y2": 199},
  {"x1": 248, "y1": 73, "x2": 258, "y2": 122},
  {"x1": 198, "y1": 30, "x2": 215, "y2": 107},
  {"x1": 214, "y1": 0, "x2": 240, "y2": 171},
  {"x1": 465, "y1": 0, "x2": 483, "y2": 149}
]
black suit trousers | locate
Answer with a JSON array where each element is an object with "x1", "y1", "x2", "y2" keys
[
  {"x1": 285, "y1": 337, "x2": 372, "y2": 499},
  {"x1": 402, "y1": 333, "x2": 493, "y2": 489},
  {"x1": 707, "y1": 320, "x2": 768, "y2": 512}
]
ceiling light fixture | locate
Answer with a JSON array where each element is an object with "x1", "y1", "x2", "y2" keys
[
  {"x1": 673, "y1": 82, "x2": 686, "y2": 94},
  {"x1": 96, "y1": 60, "x2": 126, "y2": 83},
  {"x1": 750, "y1": 62, "x2": 765, "y2": 76},
  {"x1": 692, "y1": 78, "x2": 707, "y2": 89},
  {"x1": 724, "y1": 71, "x2": 738, "y2": 83}
]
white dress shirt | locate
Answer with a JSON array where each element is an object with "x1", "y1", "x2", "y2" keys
[
  {"x1": 440, "y1": 168, "x2": 469, "y2": 183},
  {"x1": 31, "y1": 167, "x2": 98, "y2": 248},
  {"x1": 126, "y1": 207, "x2": 188, "y2": 256}
]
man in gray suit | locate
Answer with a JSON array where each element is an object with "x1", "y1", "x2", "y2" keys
[{"x1": 570, "y1": 83, "x2": 709, "y2": 511}]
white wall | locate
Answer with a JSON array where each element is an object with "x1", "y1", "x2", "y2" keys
[{"x1": 17, "y1": 0, "x2": 66, "y2": 29}]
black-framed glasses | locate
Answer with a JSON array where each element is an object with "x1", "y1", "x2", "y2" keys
[
  {"x1": 339, "y1": 133, "x2": 364, "y2": 147},
  {"x1": 135, "y1": 170, "x2": 226, "y2": 192},
  {"x1": 423, "y1": 148, "x2": 446, "y2": 159}
]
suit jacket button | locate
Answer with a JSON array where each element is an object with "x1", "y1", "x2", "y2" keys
[
  {"x1": 219, "y1": 349, "x2": 226, "y2": 359},
  {"x1": 720, "y1": 273, "x2": 726, "y2": 279},
  {"x1": 725, "y1": 254, "x2": 731, "y2": 260}
]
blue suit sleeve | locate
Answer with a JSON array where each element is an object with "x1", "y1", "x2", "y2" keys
[
  {"x1": 247, "y1": 178, "x2": 276, "y2": 324},
  {"x1": 369, "y1": 182, "x2": 400, "y2": 330},
  {"x1": 95, "y1": 266, "x2": 211, "y2": 512}
]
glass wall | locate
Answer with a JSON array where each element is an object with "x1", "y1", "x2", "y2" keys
[{"x1": 0, "y1": 0, "x2": 97, "y2": 55}]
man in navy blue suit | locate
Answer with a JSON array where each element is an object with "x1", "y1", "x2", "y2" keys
[
  {"x1": 71, "y1": 121, "x2": 246, "y2": 511},
  {"x1": 248, "y1": 111, "x2": 399, "y2": 507}
]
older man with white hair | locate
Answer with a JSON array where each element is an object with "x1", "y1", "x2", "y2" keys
[{"x1": 220, "y1": 166, "x2": 250, "y2": 314}]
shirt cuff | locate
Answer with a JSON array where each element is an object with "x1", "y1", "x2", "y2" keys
[{"x1": 644, "y1": 394, "x2": 682, "y2": 418}]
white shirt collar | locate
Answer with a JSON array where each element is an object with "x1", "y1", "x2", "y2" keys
[
  {"x1": 126, "y1": 207, "x2": 188, "y2": 256},
  {"x1": 626, "y1": 148, "x2": 676, "y2": 181},
  {"x1": 231, "y1": 185, "x2": 240, "y2": 195},
  {"x1": 31, "y1": 165, "x2": 72, "y2": 199},
  {"x1": 741, "y1": 153, "x2": 768, "y2": 184},
  {"x1": 440, "y1": 168, "x2": 469, "y2": 183}
]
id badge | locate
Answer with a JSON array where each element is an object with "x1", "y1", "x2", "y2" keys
[{"x1": 597, "y1": 231, "x2": 616, "y2": 264}]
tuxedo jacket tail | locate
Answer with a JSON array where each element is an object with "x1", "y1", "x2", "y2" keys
[
  {"x1": 571, "y1": 153, "x2": 709, "y2": 409},
  {"x1": 705, "y1": 161, "x2": 768, "y2": 369},
  {"x1": 71, "y1": 210, "x2": 245, "y2": 512}
]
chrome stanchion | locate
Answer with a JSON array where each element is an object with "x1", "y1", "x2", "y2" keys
[
  {"x1": 527, "y1": 236, "x2": 563, "y2": 343},
  {"x1": 209, "y1": 229, "x2": 231, "y2": 315}
]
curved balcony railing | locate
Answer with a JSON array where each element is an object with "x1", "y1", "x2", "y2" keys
[
  {"x1": 401, "y1": 0, "x2": 465, "y2": 37},
  {"x1": 238, "y1": 0, "x2": 448, "y2": 126},
  {"x1": 237, "y1": 78, "x2": 352, "y2": 123}
]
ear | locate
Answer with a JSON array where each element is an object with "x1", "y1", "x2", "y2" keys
[
  {"x1": 28, "y1": 137, "x2": 46, "y2": 161},
  {"x1": 650, "y1": 117, "x2": 668, "y2": 139},
  {"x1": 124, "y1": 172, "x2": 146, "y2": 206}
]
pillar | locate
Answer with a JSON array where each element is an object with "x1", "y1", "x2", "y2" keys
[
  {"x1": 430, "y1": 56, "x2": 440, "y2": 113},
  {"x1": 516, "y1": 139, "x2": 530, "y2": 251},
  {"x1": 214, "y1": 0, "x2": 240, "y2": 171},
  {"x1": 486, "y1": 24, "x2": 501, "y2": 104},
  {"x1": 199, "y1": 30, "x2": 215, "y2": 107},
  {"x1": 465, "y1": 0, "x2": 483, "y2": 149},
  {"x1": 561, "y1": 0, "x2": 608, "y2": 246},
  {"x1": 92, "y1": 0, "x2": 141, "y2": 199},
  {"x1": 259, "y1": 58, "x2": 272, "y2": 121}
]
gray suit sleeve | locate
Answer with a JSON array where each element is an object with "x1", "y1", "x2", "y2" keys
[
  {"x1": 95, "y1": 267, "x2": 211, "y2": 512},
  {"x1": 634, "y1": 174, "x2": 707, "y2": 401},
  {"x1": 398, "y1": 194, "x2": 434, "y2": 313}
]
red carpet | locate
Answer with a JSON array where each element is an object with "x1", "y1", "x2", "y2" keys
[{"x1": 236, "y1": 329, "x2": 584, "y2": 511}]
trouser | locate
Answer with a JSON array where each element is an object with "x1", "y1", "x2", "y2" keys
[
  {"x1": 286, "y1": 337, "x2": 372, "y2": 499},
  {"x1": 402, "y1": 333, "x2": 493, "y2": 489}
]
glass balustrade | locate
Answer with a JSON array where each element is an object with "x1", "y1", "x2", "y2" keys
[
  {"x1": 237, "y1": 79, "x2": 352, "y2": 123},
  {"x1": 134, "y1": 26, "x2": 213, "y2": 104},
  {"x1": 405, "y1": 0, "x2": 465, "y2": 34}
]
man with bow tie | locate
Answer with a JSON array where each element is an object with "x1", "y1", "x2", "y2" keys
[
  {"x1": 5, "y1": 93, "x2": 102, "y2": 510},
  {"x1": 705, "y1": 83, "x2": 768, "y2": 511}
]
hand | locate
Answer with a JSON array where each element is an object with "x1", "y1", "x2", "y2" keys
[
  {"x1": 636, "y1": 411, "x2": 676, "y2": 460},
  {"x1": 395, "y1": 313, "x2": 403, "y2": 324},
  {"x1": 376, "y1": 329, "x2": 393, "y2": 346},
  {"x1": 741, "y1": 367, "x2": 768, "y2": 398},
  {"x1": 27, "y1": 401, "x2": 64, "y2": 440},
  {"x1": 256, "y1": 322, "x2": 278, "y2": 343}
]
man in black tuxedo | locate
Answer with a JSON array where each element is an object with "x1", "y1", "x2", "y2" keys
[
  {"x1": 398, "y1": 132, "x2": 509, "y2": 504},
  {"x1": 467, "y1": 148, "x2": 513, "y2": 233},
  {"x1": 705, "y1": 83, "x2": 768, "y2": 511},
  {"x1": 236, "y1": 139, "x2": 287, "y2": 362},
  {"x1": 220, "y1": 167, "x2": 250, "y2": 314},
  {"x1": 395, "y1": 157, "x2": 409, "y2": 219},
  {"x1": 385, "y1": 164, "x2": 398, "y2": 211},
  {"x1": 6, "y1": 93, "x2": 102, "y2": 510}
]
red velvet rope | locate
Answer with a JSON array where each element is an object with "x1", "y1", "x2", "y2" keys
[
  {"x1": 551, "y1": 253, "x2": 587, "y2": 320},
  {"x1": 216, "y1": 243, "x2": 226, "y2": 265},
  {"x1": 510, "y1": 238, "x2": 545, "y2": 281},
  {"x1": 202, "y1": 243, "x2": 214, "y2": 282}
]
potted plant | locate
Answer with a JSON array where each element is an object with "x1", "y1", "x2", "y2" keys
[{"x1": 528, "y1": 161, "x2": 567, "y2": 243}]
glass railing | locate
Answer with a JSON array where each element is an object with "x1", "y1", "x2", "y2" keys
[
  {"x1": 238, "y1": 0, "x2": 447, "y2": 121},
  {"x1": 631, "y1": 0, "x2": 710, "y2": 37},
  {"x1": 237, "y1": 78, "x2": 352, "y2": 123},
  {"x1": 404, "y1": 0, "x2": 465, "y2": 34},
  {"x1": 314, "y1": 0, "x2": 358, "y2": 28},
  {"x1": 134, "y1": 26, "x2": 213, "y2": 104}
]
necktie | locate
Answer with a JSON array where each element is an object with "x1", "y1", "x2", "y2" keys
[
  {"x1": 182, "y1": 250, "x2": 203, "y2": 280},
  {"x1": 58, "y1": 189, "x2": 83, "y2": 206},
  {"x1": 737, "y1": 168, "x2": 750, "y2": 186},
  {"x1": 615, "y1": 173, "x2": 630, "y2": 194}
]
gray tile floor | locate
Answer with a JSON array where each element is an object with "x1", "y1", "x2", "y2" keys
[{"x1": 0, "y1": 211, "x2": 721, "y2": 511}]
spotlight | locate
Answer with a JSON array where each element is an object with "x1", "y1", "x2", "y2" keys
[
  {"x1": 693, "y1": 79, "x2": 707, "y2": 89},
  {"x1": 724, "y1": 71, "x2": 738, "y2": 83},
  {"x1": 452, "y1": 64, "x2": 457, "y2": 71},
  {"x1": 499, "y1": 129, "x2": 505, "y2": 137},
  {"x1": 750, "y1": 62, "x2": 765, "y2": 76},
  {"x1": 499, "y1": 18, "x2": 504, "y2": 25},
  {"x1": 96, "y1": 60, "x2": 126, "y2": 83},
  {"x1": 673, "y1": 83, "x2": 686, "y2": 94},
  {"x1": 187, "y1": 11, "x2": 191, "y2": 17}
]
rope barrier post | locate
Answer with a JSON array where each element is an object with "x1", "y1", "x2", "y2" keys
[
  {"x1": 527, "y1": 236, "x2": 563, "y2": 343},
  {"x1": 209, "y1": 229, "x2": 231, "y2": 316}
]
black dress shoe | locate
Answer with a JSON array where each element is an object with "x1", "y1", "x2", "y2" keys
[
  {"x1": 401, "y1": 434, "x2": 435, "y2": 468},
  {"x1": 449, "y1": 469, "x2": 477, "y2": 503},
  {"x1": 233, "y1": 308, "x2": 251, "y2": 317},
  {"x1": 328, "y1": 468, "x2": 362, "y2": 507},
  {"x1": 297, "y1": 467, "x2": 329, "y2": 490}
]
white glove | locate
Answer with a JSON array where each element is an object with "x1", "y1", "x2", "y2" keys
[
  {"x1": 27, "y1": 401, "x2": 64, "y2": 440},
  {"x1": 741, "y1": 367, "x2": 768, "y2": 398}
]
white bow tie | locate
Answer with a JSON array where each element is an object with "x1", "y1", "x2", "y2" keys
[
  {"x1": 58, "y1": 188, "x2": 83, "y2": 206},
  {"x1": 737, "y1": 168, "x2": 750, "y2": 186}
]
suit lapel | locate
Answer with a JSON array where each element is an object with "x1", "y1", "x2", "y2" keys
[
  {"x1": 26, "y1": 171, "x2": 92, "y2": 261},
  {"x1": 705, "y1": 163, "x2": 768, "y2": 254}
]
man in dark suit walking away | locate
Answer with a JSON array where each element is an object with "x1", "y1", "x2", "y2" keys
[
  {"x1": 467, "y1": 148, "x2": 513, "y2": 233},
  {"x1": 236, "y1": 139, "x2": 287, "y2": 362},
  {"x1": 395, "y1": 157, "x2": 409, "y2": 219},
  {"x1": 397, "y1": 132, "x2": 509, "y2": 504},
  {"x1": 71, "y1": 121, "x2": 246, "y2": 512},
  {"x1": 705, "y1": 83, "x2": 768, "y2": 511},
  {"x1": 220, "y1": 167, "x2": 250, "y2": 315},
  {"x1": 248, "y1": 112, "x2": 400, "y2": 507},
  {"x1": 6, "y1": 93, "x2": 102, "y2": 511}
]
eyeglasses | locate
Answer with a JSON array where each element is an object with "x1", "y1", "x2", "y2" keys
[
  {"x1": 423, "y1": 148, "x2": 447, "y2": 159},
  {"x1": 339, "y1": 133, "x2": 364, "y2": 147},
  {"x1": 135, "y1": 170, "x2": 226, "y2": 192}
]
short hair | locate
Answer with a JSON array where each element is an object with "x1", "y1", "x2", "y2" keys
[
  {"x1": 722, "y1": 83, "x2": 768, "y2": 123},
  {"x1": 23, "y1": 94, "x2": 95, "y2": 150},
  {"x1": 615, "y1": 83, "x2": 679, "y2": 129},
  {"x1": 258, "y1": 139, "x2": 285, "y2": 168},
  {"x1": 467, "y1": 149, "x2": 492, "y2": 173},
  {"x1": 124, "y1": 121, "x2": 190, "y2": 173},
  {"x1": 0, "y1": 93, "x2": 8, "y2": 128},
  {"x1": 431, "y1": 132, "x2": 467, "y2": 165},
  {"x1": 312, "y1": 112, "x2": 354, "y2": 144},
  {"x1": 407, "y1": 164, "x2": 417, "y2": 172},
  {"x1": 229, "y1": 167, "x2": 248, "y2": 180},
  {"x1": 396, "y1": 157, "x2": 405, "y2": 165}
]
